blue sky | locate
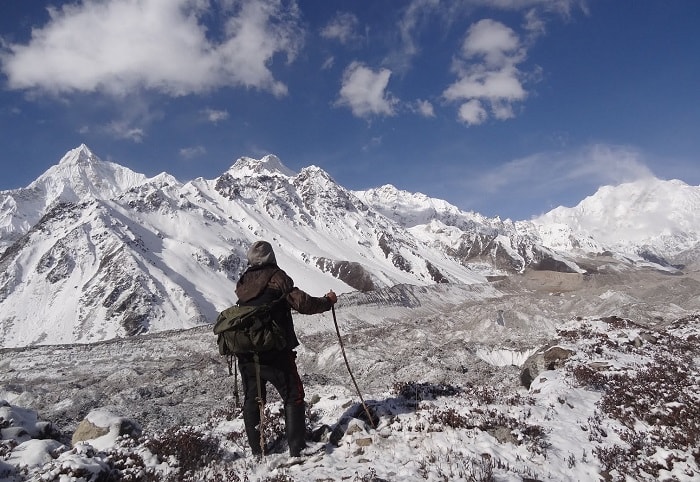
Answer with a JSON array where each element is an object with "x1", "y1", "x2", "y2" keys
[{"x1": 1, "y1": 0, "x2": 698, "y2": 220}]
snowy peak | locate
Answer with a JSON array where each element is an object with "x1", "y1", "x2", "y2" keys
[
  {"x1": 354, "y1": 184, "x2": 489, "y2": 228},
  {"x1": 227, "y1": 154, "x2": 296, "y2": 178},
  {"x1": 293, "y1": 165, "x2": 368, "y2": 218},
  {"x1": 30, "y1": 144, "x2": 148, "y2": 203},
  {"x1": 354, "y1": 184, "x2": 458, "y2": 227},
  {"x1": 0, "y1": 145, "x2": 167, "y2": 252},
  {"x1": 57, "y1": 143, "x2": 95, "y2": 166},
  {"x1": 533, "y1": 177, "x2": 700, "y2": 255},
  {"x1": 295, "y1": 165, "x2": 345, "y2": 195}
]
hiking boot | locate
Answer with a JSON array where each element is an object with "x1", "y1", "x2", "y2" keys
[{"x1": 285, "y1": 403, "x2": 306, "y2": 457}]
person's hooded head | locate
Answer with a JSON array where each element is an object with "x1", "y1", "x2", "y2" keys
[{"x1": 247, "y1": 240, "x2": 277, "y2": 266}]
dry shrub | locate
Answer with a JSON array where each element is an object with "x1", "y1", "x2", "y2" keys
[
  {"x1": 429, "y1": 408, "x2": 475, "y2": 430},
  {"x1": 144, "y1": 427, "x2": 222, "y2": 480},
  {"x1": 569, "y1": 315, "x2": 700, "y2": 480},
  {"x1": 391, "y1": 381, "x2": 462, "y2": 403}
]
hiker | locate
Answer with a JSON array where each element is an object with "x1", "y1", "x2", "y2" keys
[{"x1": 235, "y1": 240, "x2": 337, "y2": 457}]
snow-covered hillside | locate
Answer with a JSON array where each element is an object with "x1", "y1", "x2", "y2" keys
[
  {"x1": 1, "y1": 145, "x2": 700, "y2": 480},
  {"x1": 1, "y1": 275, "x2": 698, "y2": 481},
  {"x1": 0, "y1": 145, "x2": 154, "y2": 248},
  {"x1": 1, "y1": 146, "x2": 489, "y2": 347},
  {"x1": 532, "y1": 177, "x2": 700, "y2": 258},
  {"x1": 2, "y1": 145, "x2": 699, "y2": 348}
]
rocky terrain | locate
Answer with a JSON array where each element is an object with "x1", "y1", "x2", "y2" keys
[
  {"x1": 2, "y1": 145, "x2": 700, "y2": 480},
  {"x1": 1, "y1": 261, "x2": 699, "y2": 481}
]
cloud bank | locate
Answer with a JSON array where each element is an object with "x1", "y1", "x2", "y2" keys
[
  {"x1": 476, "y1": 144, "x2": 656, "y2": 194},
  {"x1": 0, "y1": 0, "x2": 304, "y2": 97}
]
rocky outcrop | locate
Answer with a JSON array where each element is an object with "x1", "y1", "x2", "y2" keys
[
  {"x1": 316, "y1": 258, "x2": 376, "y2": 292},
  {"x1": 72, "y1": 409, "x2": 141, "y2": 448},
  {"x1": 520, "y1": 345, "x2": 575, "y2": 389}
]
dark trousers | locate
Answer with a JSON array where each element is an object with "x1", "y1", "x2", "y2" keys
[{"x1": 238, "y1": 350, "x2": 306, "y2": 456}]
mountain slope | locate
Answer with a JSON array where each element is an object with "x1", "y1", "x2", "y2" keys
[
  {"x1": 1, "y1": 148, "x2": 490, "y2": 347},
  {"x1": 357, "y1": 184, "x2": 585, "y2": 273},
  {"x1": 0, "y1": 145, "x2": 159, "y2": 252},
  {"x1": 2, "y1": 146, "x2": 699, "y2": 348},
  {"x1": 1, "y1": 278, "x2": 698, "y2": 481},
  {"x1": 532, "y1": 177, "x2": 700, "y2": 260}
]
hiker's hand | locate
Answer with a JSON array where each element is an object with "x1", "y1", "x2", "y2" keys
[{"x1": 325, "y1": 290, "x2": 337, "y2": 304}]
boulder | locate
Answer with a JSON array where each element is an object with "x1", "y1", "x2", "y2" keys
[
  {"x1": 520, "y1": 345, "x2": 575, "y2": 389},
  {"x1": 72, "y1": 409, "x2": 141, "y2": 449}
]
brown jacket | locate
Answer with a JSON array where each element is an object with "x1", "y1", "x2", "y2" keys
[{"x1": 235, "y1": 264, "x2": 333, "y2": 350}]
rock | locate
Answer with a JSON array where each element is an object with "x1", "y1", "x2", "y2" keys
[
  {"x1": 345, "y1": 419, "x2": 366, "y2": 436},
  {"x1": 0, "y1": 403, "x2": 57, "y2": 442},
  {"x1": 520, "y1": 345, "x2": 575, "y2": 389},
  {"x1": 72, "y1": 409, "x2": 141, "y2": 449},
  {"x1": 488, "y1": 426, "x2": 517, "y2": 444},
  {"x1": 72, "y1": 419, "x2": 109, "y2": 445},
  {"x1": 329, "y1": 415, "x2": 369, "y2": 446},
  {"x1": 587, "y1": 361, "x2": 611, "y2": 371},
  {"x1": 355, "y1": 437, "x2": 373, "y2": 447}
]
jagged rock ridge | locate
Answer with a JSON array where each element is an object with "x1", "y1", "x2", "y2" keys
[{"x1": 2, "y1": 145, "x2": 699, "y2": 348}]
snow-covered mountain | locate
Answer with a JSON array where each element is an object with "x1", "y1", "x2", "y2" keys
[
  {"x1": 354, "y1": 184, "x2": 587, "y2": 274},
  {"x1": 0, "y1": 146, "x2": 486, "y2": 347},
  {"x1": 0, "y1": 145, "x2": 156, "y2": 247},
  {"x1": 2, "y1": 146, "x2": 700, "y2": 481},
  {"x1": 532, "y1": 177, "x2": 700, "y2": 262},
  {"x1": 2, "y1": 145, "x2": 699, "y2": 348}
]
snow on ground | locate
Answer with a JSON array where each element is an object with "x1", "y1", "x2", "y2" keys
[{"x1": 1, "y1": 276, "x2": 699, "y2": 481}]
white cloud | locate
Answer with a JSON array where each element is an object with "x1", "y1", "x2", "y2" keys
[
  {"x1": 458, "y1": 99, "x2": 487, "y2": 125},
  {"x1": 491, "y1": 100, "x2": 516, "y2": 120},
  {"x1": 388, "y1": 0, "x2": 440, "y2": 73},
  {"x1": 443, "y1": 19, "x2": 528, "y2": 125},
  {"x1": 461, "y1": 18, "x2": 521, "y2": 66},
  {"x1": 320, "y1": 12, "x2": 361, "y2": 45},
  {"x1": 472, "y1": 144, "x2": 656, "y2": 195},
  {"x1": 0, "y1": 0, "x2": 304, "y2": 98},
  {"x1": 104, "y1": 121, "x2": 146, "y2": 143},
  {"x1": 462, "y1": 0, "x2": 581, "y2": 15},
  {"x1": 523, "y1": 8, "x2": 547, "y2": 39},
  {"x1": 445, "y1": 66, "x2": 527, "y2": 101},
  {"x1": 335, "y1": 62, "x2": 398, "y2": 118},
  {"x1": 180, "y1": 145, "x2": 207, "y2": 159},
  {"x1": 362, "y1": 136, "x2": 383, "y2": 152},
  {"x1": 448, "y1": 143, "x2": 657, "y2": 218},
  {"x1": 567, "y1": 144, "x2": 656, "y2": 183},
  {"x1": 386, "y1": 0, "x2": 579, "y2": 74},
  {"x1": 201, "y1": 108, "x2": 229, "y2": 123},
  {"x1": 94, "y1": 93, "x2": 162, "y2": 142},
  {"x1": 414, "y1": 99, "x2": 435, "y2": 118}
]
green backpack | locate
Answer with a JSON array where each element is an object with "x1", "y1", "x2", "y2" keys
[{"x1": 213, "y1": 295, "x2": 287, "y2": 355}]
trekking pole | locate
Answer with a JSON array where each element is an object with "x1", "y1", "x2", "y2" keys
[
  {"x1": 331, "y1": 305, "x2": 376, "y2": 428},
  {"x1": 227, "y1": 355, "x2": 240, "y2": 408},
  {"x1": 254, "y1": 353, "x2": 266, "y2": 455}
]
